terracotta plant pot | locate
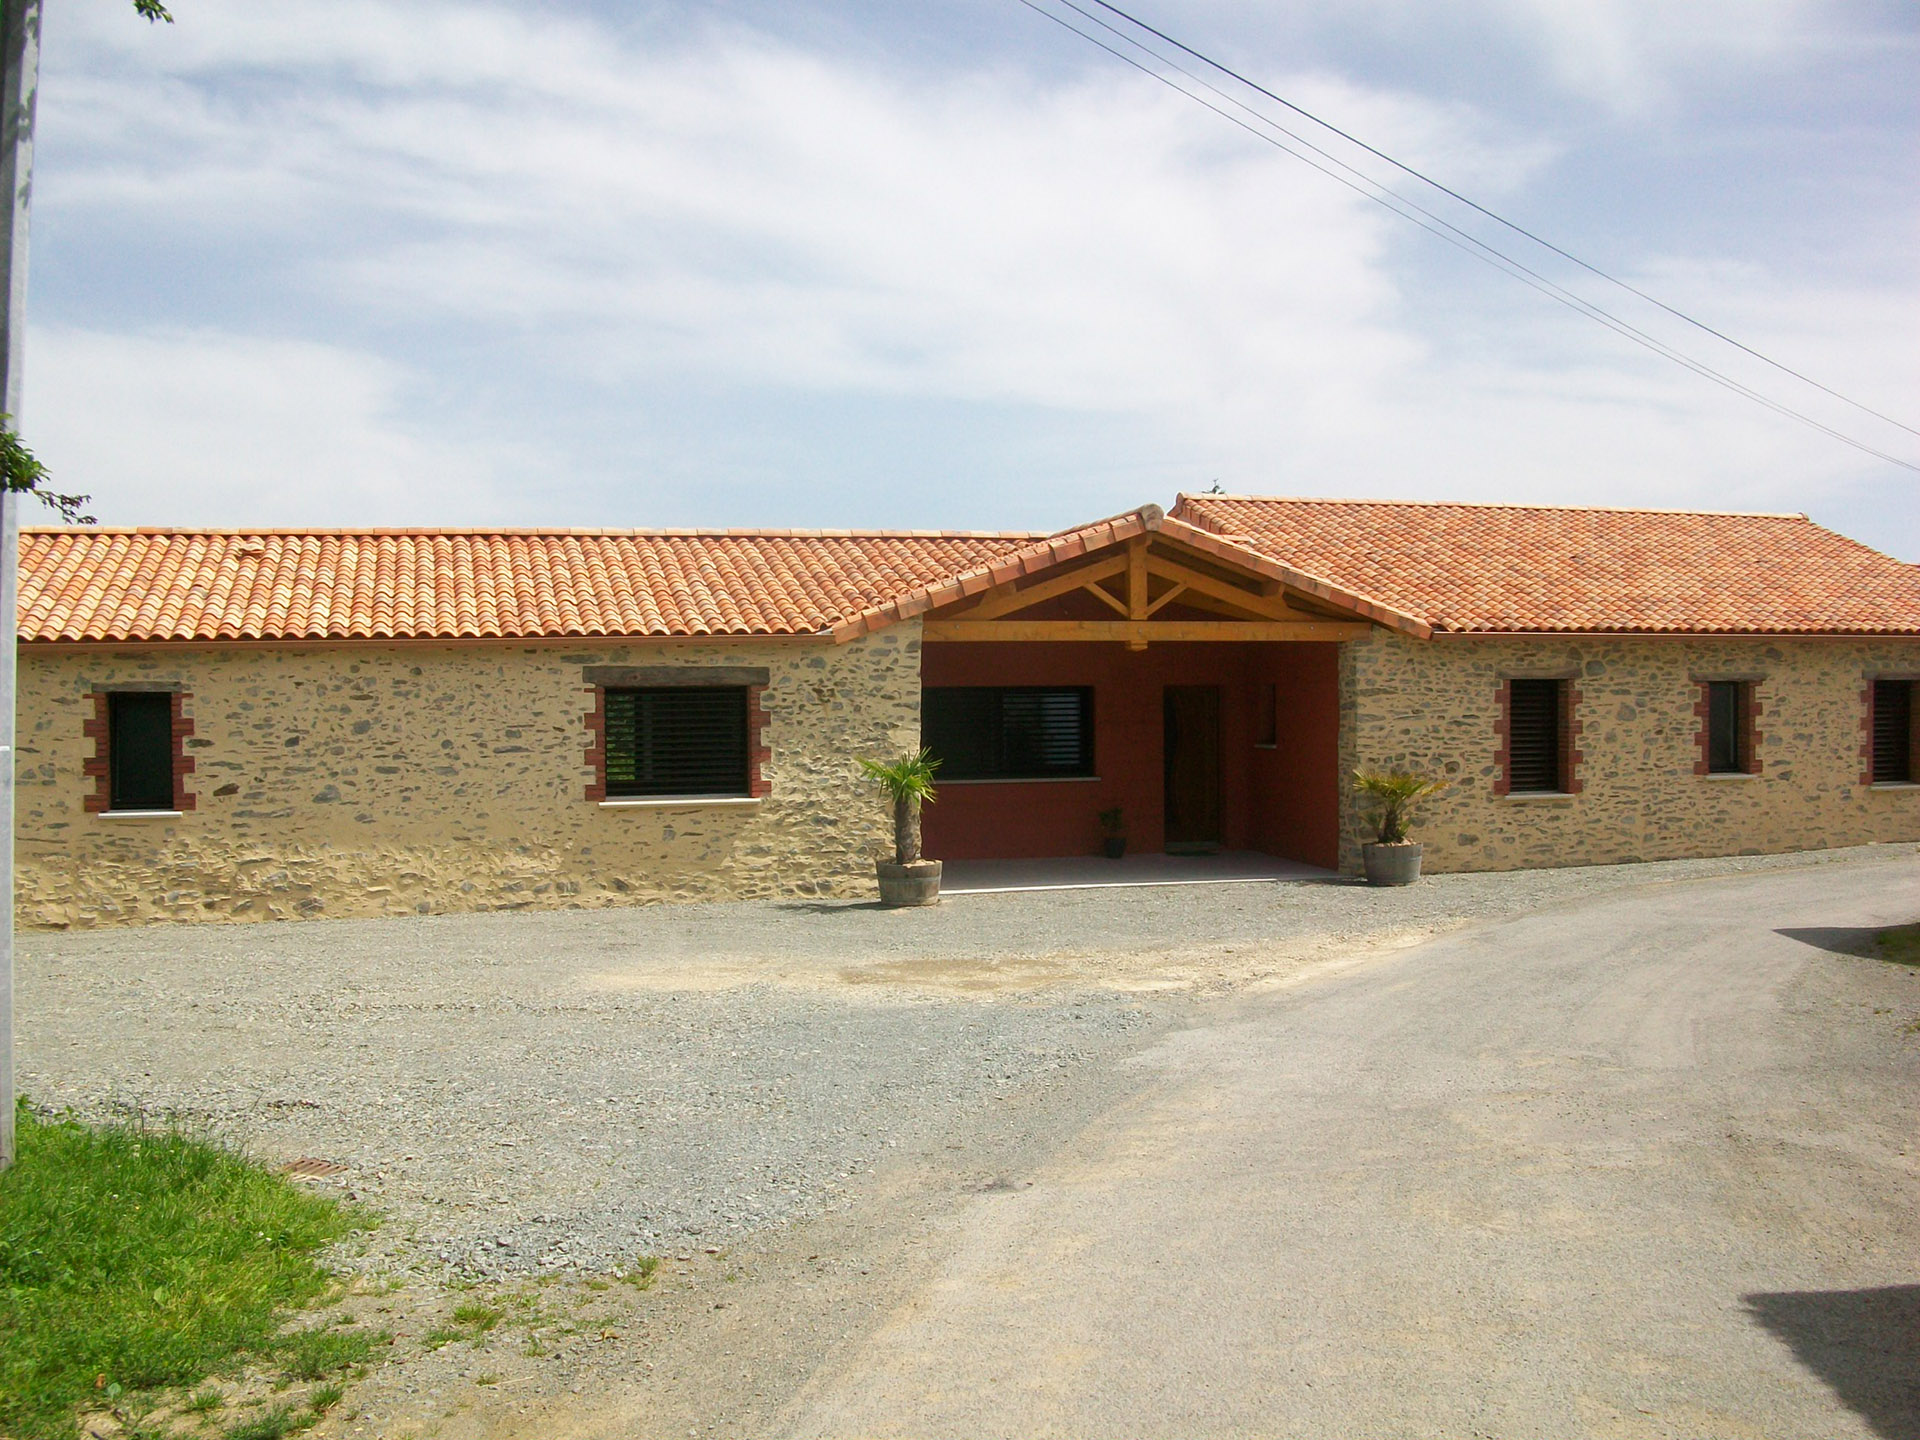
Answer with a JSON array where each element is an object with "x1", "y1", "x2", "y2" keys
[
  {"x1": 876, "y1": 859, "x2": 942, "y2": 907},
  {"x1": 1103, "y1": 837, "x2": 1127, "y2": 859},
  {"x1": 1362, "y1": 841, "x2": 1423, "y2": 887}
]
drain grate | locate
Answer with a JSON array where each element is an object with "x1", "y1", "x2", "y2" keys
[{"x1": 278, "y1": 1157, "x2": 348, "y2": 1179}]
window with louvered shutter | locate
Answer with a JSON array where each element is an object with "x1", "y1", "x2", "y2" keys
[
  {"x1": 603, "y1": 687, "x2": 750, "y2": 798},
  {"x1": 1872, "y1": 679, "x2": 1913, "y2": 784},
  {"x1": 923, "y1": 687, "x2": 1094, "y2": 780},
  {"x1": 1506, "y1": 678, "x2": 1562, "y2": 793}
]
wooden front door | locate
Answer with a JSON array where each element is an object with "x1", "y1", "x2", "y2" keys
[{"x1": 1163, "y1": 685, "x2": 1222, "y2": 851}]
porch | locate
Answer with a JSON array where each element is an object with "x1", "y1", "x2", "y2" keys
[
  {"x1": 920, "y1": 639, "x2": 1344, "y2": 868},
  {"x1": 908, "y1": 505, "x2": 1390, "y2": 872}
]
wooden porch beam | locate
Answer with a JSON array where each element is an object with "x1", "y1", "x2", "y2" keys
[
  {"x1": 921, "y1": 619, "x2": 1373, "y2": 643},
  {"x1": 1144, "y1": 552, "x2": 1314, "y2": 621},
  {"x1": 1085, "y1": 578, "x2": 1130, "y2": 616},
  {"x1": 1144, "y1": 582, "x2": 1187, "y2": 617},
  {"x1": 947, "y1": 553, "x2": 1128, "y2": 621}
]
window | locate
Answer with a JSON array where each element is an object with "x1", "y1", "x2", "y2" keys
[
  {"x1": 108, "y1": 691, "x2": 177, "y2": 811},
  {"x1": 1255, "y1": 684, "x2": 1278, "y2": 748},
  {"x1": 1872, "y1": 679, "x2": 1914, "y2": 784},
  {"x1": 602, "y1": 687, "x2": 750, "y2": 798},
  {"x1": 1504, "y1": 678, "x2": 1563, "y2": 794},
  {"x1": 923, "y1": 686, "x2": 1093, "y2": 781},
  {"x1": 1706, "y1": 681, "x2": 1748, "y2": 774}
]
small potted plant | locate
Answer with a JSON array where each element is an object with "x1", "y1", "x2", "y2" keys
[
  {"x1": 859, "y1": 749, "x2": 943, "y2": 906},
  {"x1": 1097, "y1": 807, "x2": 1127, "y2": 859},
  {"x1": 1353, "y1": 769, "x2": 1450, "y2": 886}
]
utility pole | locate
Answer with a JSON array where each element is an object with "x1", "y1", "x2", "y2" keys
[{"x1": 0, "y1": 0, "x2": 38, "y2": 1171}]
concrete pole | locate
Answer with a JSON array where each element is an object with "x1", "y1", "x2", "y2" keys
[{"x1": 0, "y1": 0, "x2": 39, "y2": 1171}]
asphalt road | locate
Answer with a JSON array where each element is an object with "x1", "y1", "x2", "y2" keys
[{"x1": 761, "y1": 859, "x2": 1920, "y2": 1440}]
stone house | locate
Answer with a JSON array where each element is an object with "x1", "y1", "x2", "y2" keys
[{"x1": 16, "y1": 496, "x2": 1920, "y2": 927}]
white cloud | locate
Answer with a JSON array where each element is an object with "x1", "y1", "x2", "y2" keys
[
  {"x1": 26, "y1": 0, "x2": 1920, "y2": 547},
  {"x1": 20, "y1": 327, "x2": 523, "y2": 527},
  {"x1": 1290, "y1": 0, "x2": 1838, "y2": 114}
]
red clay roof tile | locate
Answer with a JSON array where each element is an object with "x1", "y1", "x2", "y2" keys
[
  {"x1": 18, "y1": 528, "x2": 1043, "y2": 643},
  {"x1": 1171, "y1": 495, "x2": 1920, "y2": 636}
]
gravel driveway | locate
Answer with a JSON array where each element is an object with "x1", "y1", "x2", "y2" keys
[{"x1": 17, "y1": 843, "x2": 1912, "y2": 1277}]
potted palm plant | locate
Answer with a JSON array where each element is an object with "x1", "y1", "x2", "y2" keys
[
  {"x1": 859, "y1": 749, "x2": 943, "y2": 906},
  {"x1": 1097, "y1": 807, "x2": 1127, "y2": 859},
  {"x1": 1353, "y1": 769, "x2": 1450, "y2": 886}
]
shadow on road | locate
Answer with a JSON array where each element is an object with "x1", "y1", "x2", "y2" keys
[
  {"x1": 1744, "y1": 1286, "x2": 1920, "y2": 1440},
  {"x1": 1776, "y1": 926, "x2": 1884, "y2": 958}
]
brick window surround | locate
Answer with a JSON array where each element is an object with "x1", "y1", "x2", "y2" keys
[
  {"x1": 581, "y1": 665, "x2": 771, "y2": 802},
  {"x1": 83, "y1": 688, "x2": 196, "y2": 814},
  {"x1": 1693, "y1": 678, "x2": 1764, "y2": 776},
  {"x1": 1861, "y1": 674, "x2": 1920, "y2": 786},
  {"x1": 1493, "y1": 675, "x2": 1583, "y2": 796}
]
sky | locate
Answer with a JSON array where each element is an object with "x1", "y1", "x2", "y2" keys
[{"x1": 19, "y1": 0, "x2": 1920, "y2": 553}]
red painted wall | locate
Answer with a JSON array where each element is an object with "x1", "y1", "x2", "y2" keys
[
  {"x1": 1247, "y1": 644, "x2": 1342, "y2": 868},
  {"x1": 919, "y1": 641, "x2": 1339, "y2": 866}
]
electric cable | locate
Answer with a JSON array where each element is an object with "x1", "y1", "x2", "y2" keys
[
  {"x1": 1081, "y1": 0, "x2": 1920, "y2": 443},
  {"x1": 1010, "y1": 0, "x2": 1920, "y2": 473}
]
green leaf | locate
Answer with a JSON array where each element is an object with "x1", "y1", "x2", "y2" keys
[
  {"x1": 857, "y1": 749, "x2": 940, "y2": 805},
  {"x1": 0, "y1": 420, "x2": 94, "y2": 524}
]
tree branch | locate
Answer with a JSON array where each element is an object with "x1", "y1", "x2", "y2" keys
[{"x1": 2, "y1": 423, "x2": 93, "y2": 524}]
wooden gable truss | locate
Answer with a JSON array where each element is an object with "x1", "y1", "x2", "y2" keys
[{"x1": 922, "y1": 535, "x2": 1372, "y2": 648}]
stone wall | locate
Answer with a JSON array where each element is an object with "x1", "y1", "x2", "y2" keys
[
  {"x1": 15, "y1": 627, "x2": 923, "y2": 928},
  {"x1": 1338, "y1": 629, "x2": 1920, "y2": 873}
]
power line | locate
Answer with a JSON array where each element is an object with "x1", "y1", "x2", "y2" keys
[
  {"x1": 1011, "y1": 0, "x2": 1920, "y2": 474},
  {"x1": 1081, "y1": 0, "x2": 1920, "y2": 445}
]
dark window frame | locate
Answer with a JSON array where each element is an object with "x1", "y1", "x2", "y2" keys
[
  {"x1": 1705, "y1": 680, "x2": 1750, "y2": 775},
  {"x1": 1497, "y1": 676, "x2": 1581, "y2": 796},
  {"x1": 591, "y1": 685, "x2": 755, "y2": 800},
  {"x1": 84, "y1": 688, "x2": 195, "y2": 815},
  {"x1": 922, "y1": 685, "x2": 1095, "y2": 782},
  {"x1": 1254, "y1": 683, "x2": 1278, "y2": 749},
  {"x1": 1869, "y1": 677, "x2": 1917, "y2": 786},
  {"x1": 1692, "y1": 677, "x2": 1763, "y2": 778}
]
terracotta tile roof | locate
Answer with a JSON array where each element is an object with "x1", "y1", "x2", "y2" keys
[
  {"x1": 1171, "y1": 495, "x2": 1920, "y2": 635},
  {"x1": 17, "y1": 528, "x2": 1043, "y2": 643},
  {"x1": 834, "y1": 504, "x2": 1429, "y2": 640}
]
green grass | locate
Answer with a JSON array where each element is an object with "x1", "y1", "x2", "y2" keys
[
  {"x1": 0, "y1": 1100, "x2": 366, "y2": 1440},
  {"x1": 1873, "y1": 923, "x2": 1920, "y2": 966},
  {"x1": 276, "y1": 1325, "x2": 387, "y2": 1381},
  {"x1": 223, "y1": 1403, "x2": 314, "y2": 1440},
  {"x1": 449, "y1": 1302, "x2": 501, "y2": 1334}
]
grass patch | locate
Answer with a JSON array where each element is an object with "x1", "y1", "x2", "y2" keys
[
  {"x1": 1873, "y1": 924, "x2": 1920, "y2": 966},
  {"x1": 223, "y1": 1403, "x2": 313, "y2": 1440},
  {"x1": 307, "y1": 1383, "x2": 343, "y2": 1413},
  {"x1": 619, "y1": 1257, "x2": 659, "y2": 1290},
  {"x1": 276, "y1": 1325, "x2": 387, "y2": 1381},
  {"x1": 449, "y1": 1302, "x2": 501, "y2": 1334},
  {"x1": 0, "y1": 1100, "x2": 366, "y2": 1440}
]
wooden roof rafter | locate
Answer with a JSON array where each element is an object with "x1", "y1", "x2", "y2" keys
[
  {"x1": 829, "y1": 503, "x2": 1431, "y2": 643},
  {"x1": 922, "y1": 530, "x2": 1377, "y2": 646}
]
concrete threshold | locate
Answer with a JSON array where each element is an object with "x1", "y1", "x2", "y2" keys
[{"x1": 941, "y1": 851, "x2": 1333, "y2": 896}]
